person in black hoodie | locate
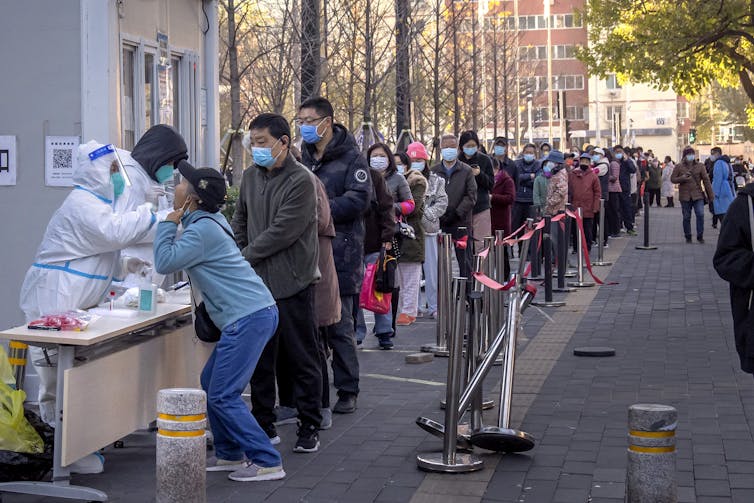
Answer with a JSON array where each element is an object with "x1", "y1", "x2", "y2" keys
[
  {"x1": 713, "y1": 183, "x2": 754, "y2": 376},
  {"x1": 614, "y1": 145, "x2": 637, "y2": 235},
  {"x1": 298, "y1": 97, "x2": 371, "y2": 415},
  {"x1": 458, "y1": 130, "x2": 495, "y2": 249}
]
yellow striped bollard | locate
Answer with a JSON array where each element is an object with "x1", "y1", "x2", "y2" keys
[
  {"x1": 156, "y1": 388, "x2": 207, "y2": 503},
  {"x1": 626, "y1": 403, "x2": 678, "y2": 503},
  {"x1": 8, "y1": 341, "x2": 28, "y2": 390}
]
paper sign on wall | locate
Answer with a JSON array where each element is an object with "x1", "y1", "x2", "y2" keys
[
  {"x1": 0, "y1": 136, "x2": 17, "y2": 186},
  {"x1": 45, "y1": 136, "x2": 79, "y2": 187}
]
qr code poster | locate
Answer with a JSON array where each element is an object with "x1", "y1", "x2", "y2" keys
[
  {"x1": 45, "y1": 136, "x2": 79, "y2": 187},
  {"x1": 0, "y1": 135, "x2": 16, "y2": 186}
]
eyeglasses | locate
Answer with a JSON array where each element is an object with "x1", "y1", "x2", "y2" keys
[{"x1": 294, "y1": 116, "x2": 326, "y2": 126}]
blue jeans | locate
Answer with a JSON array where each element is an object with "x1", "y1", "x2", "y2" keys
[
  {"x1": 355, "y1": 252, "x2": 393, "y2": 341},
  {"x1": 681, "y1": 199, "x2": 705, "y2": 239},
  {"x1": 200, "y1": 305, "x2": 281, "y2": 467}
]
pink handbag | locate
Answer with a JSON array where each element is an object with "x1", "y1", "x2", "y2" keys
[{"x1": 359, "y1": 262, "x2": 392, "y2": 314}]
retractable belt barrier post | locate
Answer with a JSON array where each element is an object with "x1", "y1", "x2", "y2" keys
[
  {"x1": 636, "y1": 191, "x2": 658, "y2": 251},
  {"x1": 568, "y1": 208, "x2": 595, "y2": 288},
  {"x1": 156, "y1": 389, "x2": 207, "y2": 503},
  {"x1": 422, "y1": 233, "x2": 453, "y2": 355},
  {"x1": 554, "y1": 212, "x2": 576, "y2": 293},
  {"x1": 528, "y1": 224, "x2": 542, "y2": 280},
  {"x1": 564, "y1": 212, "x2": 577, "y2": 278},
  {"x1": 594, "y1": 199, "x2": 612, "y2": 266},
  {"x1": 533, "y1": 215, "x2": 565, "y2": 308},
  {"x1": 417, "y1": 277, "x2": 483, "y2": 473}
]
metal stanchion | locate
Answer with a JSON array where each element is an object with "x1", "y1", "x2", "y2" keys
[
  {"x1": 532, "y1": 215, "x2": 565, "y2": 307},
  {"x1": 469, "y1": 236, "x2": 535, "y2": 452},
  {"x1": 568, "y1": 208, "x2": 596, "y2": 288},
  {"x1": 527, "y1": 224, "x2": 543, "y2": 280},
  {"x1": 422, "y1": 233, "x2": 452, "y2": 355},
  {"x1": 563, "y1": 212, "x2": 577, "y2": 278},
  {"x1": 553, "y1": 213, "x2": 576, "y2": 293},
  {"x1": 593, "y1": 199, "x2": 612, "y2": 266},
  {"x1": 417, "y1": 277, "x2": 483, "y2": 473},
  {"x1": 636, "y1": 191, "x2": 658, "y2": 251}
]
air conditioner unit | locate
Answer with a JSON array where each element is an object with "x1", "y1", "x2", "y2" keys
[{"x1": 608, "y1": 90, "x2": 620, "y2": 98}]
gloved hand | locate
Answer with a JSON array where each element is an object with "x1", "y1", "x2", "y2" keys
[{"x1": 122, "y1": 256, "x2": 151, "y2": 274}]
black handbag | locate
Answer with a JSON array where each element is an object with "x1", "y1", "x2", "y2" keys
[
  {"x1": 192, "y1": 299, "x2": 221, "y2": 343},
  {"x1": 188, "y1": 216, "x2": 236, "y2": 343},
  {"x1": 374, "y1": 247, "x2": 397, "y2": 293}
]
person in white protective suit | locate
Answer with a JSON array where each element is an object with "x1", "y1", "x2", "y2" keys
[
  {"x1": 115, "y1": 124, "x2": 189, "y2": 288},
  {"x1": 19, "y1": 140, "x2": 158, "y2": 473}
]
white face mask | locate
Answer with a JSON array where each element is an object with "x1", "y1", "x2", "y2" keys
[{"x1": 370, "y1": 156, "x2": 389, "y2": 171}]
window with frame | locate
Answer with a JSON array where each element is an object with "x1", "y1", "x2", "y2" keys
[
  {"x1": 121, "y1": 46, "x2": 136, "y2": 150},
  {"x1": 676, "y1": 101, "x2": 689, "y2": 119},
  {"x1": 566, "y1": 106, "x2": 587, "y2": 121},
  {"x1": 606, "y1": 74, "x2": 622, "y2": 90},
  {"x1": 606, "y1": 106, "x2": 623, "y2": 122}
]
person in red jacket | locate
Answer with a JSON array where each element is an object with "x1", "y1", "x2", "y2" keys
[
  {"x1": 490, "y1": 166, "x2": 516, "y2": 280},
  {"x1": 569, "y1": 153, "x2": 602, "y2": 254}
]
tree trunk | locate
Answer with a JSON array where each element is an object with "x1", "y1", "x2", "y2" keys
[
  {"x1": 471, "y1": 10, "x2": 478, "y2": 132},
  {"x1": 452, "y1": 5, "x2": 460, "y2": 135},
  {"x1": 301, "y1": 0, "x2": 320, "y2": 100},
  {"x1": 395, "y1": 0, "x2": 411, "y2": 142},
  {"x1": 432, "y1": 0, "x2": 442, "y2": 160},
  {"x1": 492, "y1": 21, "x2": 498, "y2": 139},
  {"x1": 227, "y1": 0, "x2": 245, "y2": 186}
]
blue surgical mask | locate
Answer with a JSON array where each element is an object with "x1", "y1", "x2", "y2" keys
[
  {"x1": 463, "y1": 146, "x2": 478, "y2": 157},
  {"x1": 494, "y1": 145, "x2": 506, "y2": 156},
  {"x1": 615, "y1": 153, "x2": 624, "y2": 160},
  {"x1": 155, "y1": 164, "x2": 175, "y2": 184},
  {"x1": 591, "y1": 155, "x2": 601, "y2": 163},
  {"x1": 396, "y1": 163, "x2": 406, "y2": 175},
  {"x1": 441, "y1": 148, "x2": 458, "y2": 162},
  {"x1": 300, "y1": 118, "x2": 326, "y2": 144},
  {"x1": 523, "y1": 154, "x2": 535, "y2": 163},
  {"x1": 111, "y1": 172, "x2": 125, "y2": 198},
  {"x1": 543, "y1": 164, "x2": 553, "y2": 178},
  {"x1": 686, "y1": 154, "x2": 696, "y2": 162},
  {"x1": 252, "y1": 139, "x2": 281, "y2": 168},
  {"x1": 709, "y1": 154, "x2": 718, "y2": 162},
  {"x1": 411, "y1": 161, "x2": 425, "y2": 171},
  {"x1": 370, "y1": 156, "x2": 388, "y2": 171}
]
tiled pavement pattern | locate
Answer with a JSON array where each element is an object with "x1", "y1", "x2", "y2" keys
[{"x1": 6, "y1": 203, "x2": 754, "y2": 503}]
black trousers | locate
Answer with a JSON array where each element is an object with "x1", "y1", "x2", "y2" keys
[
  {"x1": 607, "y1": 193, "x2": 622, "y2": 237},
  {"x1": 252, "y1": 284, "x2": 322, "y2": 429},
  {"x1": 329, "y1": 294, "x2": 360, "y2": 399},
  {"x1": 648, "y1": 189, "x2": 661, "y2": 207}
]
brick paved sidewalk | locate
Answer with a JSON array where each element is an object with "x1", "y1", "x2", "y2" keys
[{"x1": 6, "y1": 203, "x2": 751, "y2": 503}]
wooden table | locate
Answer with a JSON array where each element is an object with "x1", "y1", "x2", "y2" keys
[{"x1": 0, "y1": 303, "x2": 212, "y2": 501}]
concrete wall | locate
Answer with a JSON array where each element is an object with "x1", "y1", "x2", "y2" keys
[{"x1": 0, "y1": 0, "x2": 82, "y2": 329}]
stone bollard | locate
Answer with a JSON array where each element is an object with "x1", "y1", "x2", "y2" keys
[
  {"x1": 626, "y1": 403, "x2": 677, "y2": 503},
  {"x1": 156, "y1": 388, "x2": 208, "y2": 503}
]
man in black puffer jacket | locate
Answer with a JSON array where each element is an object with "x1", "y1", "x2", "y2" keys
[
  {"x1": 299, "y1": 97, "x2": 371, "y2": 415},
  {"x1": 714, "y1": 182, "x2": 754, "y2": 376}
]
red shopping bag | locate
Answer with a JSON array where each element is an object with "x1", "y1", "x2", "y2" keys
[{"x1": 359, "y1": 262, "x2": 392, "y2": 314}]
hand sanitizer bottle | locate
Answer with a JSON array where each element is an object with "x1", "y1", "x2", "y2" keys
[{"x1": 138, "y1": 268, "x2": 157, "y2": 314}]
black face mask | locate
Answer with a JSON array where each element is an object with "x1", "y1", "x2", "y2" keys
[{"x1": 580, "y1": 163, "x2": 590, "y2": 170}]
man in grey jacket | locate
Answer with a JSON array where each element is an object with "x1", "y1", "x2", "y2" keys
[{"x1": 232, "y1": 113, "x2": 323, "y2": 453}]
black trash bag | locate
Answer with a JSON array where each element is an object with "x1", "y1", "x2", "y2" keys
[{"x1": 0, "y1": 410, "x2": 54, "y2": 482}]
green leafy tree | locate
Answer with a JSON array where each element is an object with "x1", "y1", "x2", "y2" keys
[{"x1": 579, "y1": 0, "x2": 754, "y2": 123}]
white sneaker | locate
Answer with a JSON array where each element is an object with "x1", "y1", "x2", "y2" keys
[
  {"x1": 228, "y1": 462, "x2": 286, "y2": 482},
  {"x1": 70, "y1": 452, "x2": 104, "y2": 474}
]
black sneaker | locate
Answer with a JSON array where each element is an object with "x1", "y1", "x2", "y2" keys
[
  {"x1": 685, "y1": 237, "x2": 693, "y2": 244},
  {"x1": 294, "y1": 423, "x2": 319, "y2": 453},
  {"x1": 697, "y1": 237, "x2": 705, "y2": 244},
  {"x1": 377, "y1": 334, "x2": 394, "y2": 350},
  {"x1": 333, "y1": 394, "x2": 357, "y2": 414}
]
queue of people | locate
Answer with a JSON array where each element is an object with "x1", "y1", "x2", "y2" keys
[{"x1": 22, "y1": 91, "x2": 731, "y2": 483}]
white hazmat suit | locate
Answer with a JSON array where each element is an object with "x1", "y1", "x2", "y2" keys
[{"x1": 20, "y1": 140, "x2": 158, "y2": 427}]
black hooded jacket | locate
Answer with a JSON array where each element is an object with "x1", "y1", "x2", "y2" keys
[
  {"x1": 713, "y1": 182, "x2": 754, "y2": 373},
  {"x1": 131, "y1": 124, "x2": 188, "y2": 181},
  {"x1": 301, "y1": 124, "x2": 372, "y2": 295}
]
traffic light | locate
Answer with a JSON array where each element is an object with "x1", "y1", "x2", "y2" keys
[{"x1": 689, "y1": 128, "x2": 697, "y2": 144}]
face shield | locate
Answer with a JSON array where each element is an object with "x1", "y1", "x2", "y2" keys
[{"x1": 88, "y1": 144, "x2": 131, "y2": 201}]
